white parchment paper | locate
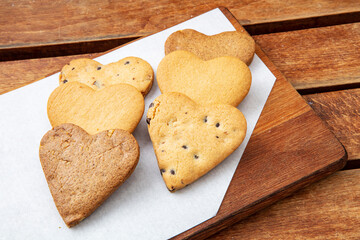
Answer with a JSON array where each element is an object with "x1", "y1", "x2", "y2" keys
[{"x1": 0, "y1": 8, "x2": 276, "y2": 240}]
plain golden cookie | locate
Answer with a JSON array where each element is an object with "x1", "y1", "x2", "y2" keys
[
  {"x1": 146, "y1": 92, "x2": 247, "y2": 192},
  {"x1": 47, "y1": 82, "x2": 144, "y2": 134},
  {"x1": 157, "y1": 50, "x2": 251, "y2": 107},
  {"x1": 165, "y1": 29, "x2": 255, "y2": 65},
  {"x1": 39, "y1": 123, "x2": 139, "y2": 227},
  {"x1": 59, "y1": 57, "x2": 154, "y2": 96}
]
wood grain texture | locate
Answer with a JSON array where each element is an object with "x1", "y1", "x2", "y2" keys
[
  {"x1": 209, "y1": 169, "x2": 360, "y2": 240},
  {"x1": 304, "y1": 89, "x2": 360, "y2": 165},
  {"x1": 0, "y1": 8, "x2": 347, "y2": 239},
  {"x1": 0, "y1": 54, "x2": 97, "y2": 95},
  {"x1": 1, "y1": 0, "x2": 359, "y2": 49},
  {"x1": 172, "y1": 8, "x2": 346, "y2": 240},
  {"x1": 2, "y1": 22, "x2": 360, "y2": 95},
  {"x1": 253, "y1": 22, "x2": 360, "y2": 92}
]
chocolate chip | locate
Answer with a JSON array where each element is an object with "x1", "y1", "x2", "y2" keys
[
  {"x1": 185, "y1": 112, "x2": 188, "y2": 114},
  {"x1": 149, "y1": 102, "x2": 154, "y2": 108},
  {"x1": 92, "y1": 81, "x2": 101, "y2": 88},
  {"x1": 161, "y1": 150, "x2": 165, "y2": 152},
  {"x1": 182, "y1": 145, "x2": 187, "y2": 149},
  {"x1": 117, "y1": 74, "x2": 119, "y2": 76},
  {"x1": 146, "y1": 118, "x2": 151, "y2": 125},
  {"x1": 204, "y1": 116, "x2": 208, "y2": 123},
  {"x1": 62, "y1": 79, "x2": 68, "y2": 84},
  {"x1": 194, "y1": 154, "x2": 199, "y2": 159},
  {"x1": 169, "y1": 186, "x2": 176, "y2": 192},
  {"x1": 160, "y1": 169, "x2": 166, "y2": 175},
  {"x1": 216, "y1": 123, "x2": 220, "y2": 127},
  {"x1": 124, "y1": 61, "x2": 130, "y2": 65},
  {"x1": 71, "y1": 67, "x2": 75, "y2": 70},
  {"x1": 216, "y1": 136, "x2": 219, "y2": 138},
  {"x1": 170, "y1": 169, "x2": 175, "y2": 175},
  {"x1": 132, "y1": 77, "x2": 135, "y2": 80},
  {"x1": 97, "y1": 66, "x2": 101, "y2": 70}
]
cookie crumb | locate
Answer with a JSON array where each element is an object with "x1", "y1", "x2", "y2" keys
[{"x1": 107, "y1": 129, "x2": 115, "y2": 137}]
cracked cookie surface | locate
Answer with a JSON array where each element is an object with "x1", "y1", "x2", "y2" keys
[
  {"x1": 59, "y1": 57, "x2": 154, "y2": 96},
  {"x1": 147, "y1": 92, "x2": 247, "y2": 192},
  {"x1": 39, "y1": 123, "x2": 139, "y2": 227}
]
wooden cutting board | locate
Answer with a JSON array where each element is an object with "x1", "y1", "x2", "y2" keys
[
  {"x1": 4, "y1": 7, "x2": 346, "y2": 239},
  {"x1": 171, "y1": 7, "x2": 347, "y2": 239}
]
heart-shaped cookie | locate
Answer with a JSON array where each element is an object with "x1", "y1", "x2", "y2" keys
[
  {"x1": 165, "y1": 29, "x2": 255, "y2": 65},
  {"x1": 59, "y1": 57, "x2": 154, "y2": 96},
  {"x1": 156, "y1": 50, "x2": 251, "y2": 107},
  {"x1": 146, "y1": 92, "x2": 247, "y2": 192},
  {"x1": 39, "y1": 123, "x2": 139, "y2": 227},
  {"x1": 47, "y1": 82, "x2": 144, "y2": 134}
]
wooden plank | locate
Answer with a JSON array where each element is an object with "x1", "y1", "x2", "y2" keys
[
  {"x1": 1, "y1": 1, "x2": 359, "y2": 49},
  {"x1": 172, "y1": 8, "x2": 346, "y2": 239},
  {"x1": 2, "y1": 59, "x2": 358, "y2": 171},
  {"x1": 253, "y1": 22, "x2": 360, "y2": 92},
  {"x1": 303, "y1": 89, "x2": 360, "y2": 167},
  {"x1": 208, "y1": 169, "x2": 360, "y2": 240},
  {"x1": 0, "y1": 8, "x2": 347, "y2": 239},
  {"x1": 2, "y1": 23, "x2": 359, "y2": 94},
  {"x1": 0, "y1": 54, "x2": 97, "y2": 95}
]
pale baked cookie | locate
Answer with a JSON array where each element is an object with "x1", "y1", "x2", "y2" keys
[
  {"x1": 157, "y1": 50, "x2": 251, "y2": 107},
  {"x1": 59, "y1": 57, "x2": 154, "y2": 96},
  {"x1": 39, "y1": 123, "x2": 139, "y2": 227},
  {"x1": 47, "y1": 82, "x2": 144, "y2": 134},
  {"x1": 165, "y1": 29, "x2": 255, "y2": 65},
  {"x1": 146, "y1": 92, "x2": 247, "y2": 192}
]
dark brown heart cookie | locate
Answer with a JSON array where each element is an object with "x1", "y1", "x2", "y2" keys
[{"x1": 39, "y1": 123, "x2": 139, "y2": 227}]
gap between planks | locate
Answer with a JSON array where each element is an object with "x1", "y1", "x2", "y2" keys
[
  {"x1": 1, "y1": 11, "x2": 360, "y2": 61},
  {"x1": 1, "y1": 22, "x2": 359, "y2": 170},
  {"x1": 1, "y1": 0, "x2": 360, "y2": 50},
  {"x1": 208, "y1": 168, "x2": 360, "y2": 240}
]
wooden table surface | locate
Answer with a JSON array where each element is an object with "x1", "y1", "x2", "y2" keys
[{"x1": 2, "y1": 1, "x2": 360, "y2": 239}]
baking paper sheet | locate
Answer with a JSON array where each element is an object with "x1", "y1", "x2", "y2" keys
[{"x1": 0, "y1": 8, "x2": 276, "y2": 240}]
